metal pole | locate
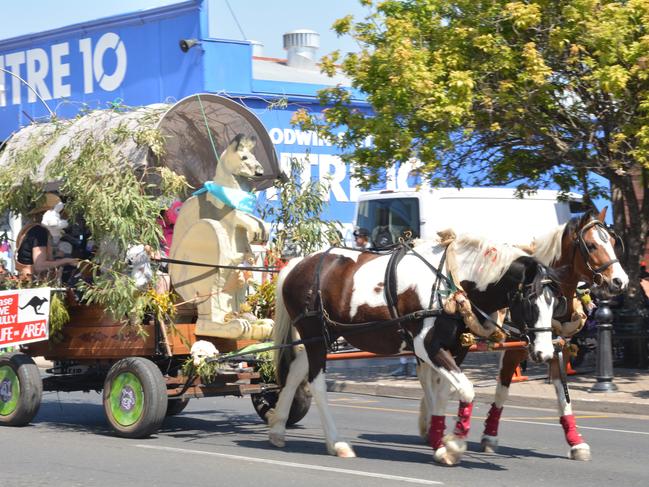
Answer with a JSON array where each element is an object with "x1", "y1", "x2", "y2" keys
[{"x1": 590, "y1": 298, "x2": 618, "y2": 392}]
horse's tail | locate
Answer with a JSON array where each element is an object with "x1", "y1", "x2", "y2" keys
[{"x1": 273, "y1": 257, "x2": 303, "y2": 387}]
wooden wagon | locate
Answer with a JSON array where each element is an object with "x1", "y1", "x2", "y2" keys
[{"x1": 0, "y1": 94, "x2": 311, "y2": 438}]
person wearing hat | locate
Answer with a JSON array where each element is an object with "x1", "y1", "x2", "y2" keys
[
  {"x1": 15, "y1": 193, "x2": 79, "y2": 281},
  {"x1": 353, "y1": 227, "x2": 371, "y2": 250}
]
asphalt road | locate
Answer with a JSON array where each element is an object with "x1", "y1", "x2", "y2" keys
[{"x1": 3, "y1": 390, "x2": 649, "y2": 487}]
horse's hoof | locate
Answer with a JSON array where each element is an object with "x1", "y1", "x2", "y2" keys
[
  {"x1": 331, "y1": 442, "x2": 356, "y2": 458},
  {"x1": 569, "y1": 443, "x2": 591, "y2": 461},
  {"x1": 269, "y1": 432, "x2": 286, "y2": 448},
  {"x1": 480, "y1": 435, "x2": 498, "y2": 453},
  {"x1": 443, "y1": 435, "x2": 466, "y2": 464},
  {"x1": 433, "y1": 447, "x2": 460, "y2": 466}
]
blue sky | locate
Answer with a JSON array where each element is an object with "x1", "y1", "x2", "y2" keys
[{"x1": 0, "y1": 0, "x2": 367, "y2": 59}]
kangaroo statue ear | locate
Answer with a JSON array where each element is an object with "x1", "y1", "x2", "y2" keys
[{"x1": 231, "y1": 133, "x2": 257, "y2": 152}]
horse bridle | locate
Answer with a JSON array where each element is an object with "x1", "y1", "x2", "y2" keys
[
  {"x1": 506, "y1": 274, "x2": 566, "y2": 341},
  {"x1": 575, "y1": 219, "x2": 622, "y2": 285}
]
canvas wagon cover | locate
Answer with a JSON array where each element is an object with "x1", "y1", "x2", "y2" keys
[{"x1": 0, "y1": 94, "x2": 280, "y2": 191}]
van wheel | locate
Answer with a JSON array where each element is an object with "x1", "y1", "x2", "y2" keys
[
  {"x1": 251, "y1": 382, "x2": 311, "y2": 426},
  {"x1": 0, "y1": 352, "x2": 43, "y2": 427},
  {"x1": 103, "y1": 358, "x2": 167, "y2": 438}
]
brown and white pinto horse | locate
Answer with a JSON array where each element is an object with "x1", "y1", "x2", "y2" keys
[
  {"x1": 419, "y1": 208, "x2": 629, "y2": 461},
  {"x1": 268, "y1": 234, "x2": 564, "y2": 465}
]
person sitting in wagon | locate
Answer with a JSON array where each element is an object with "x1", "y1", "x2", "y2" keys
[{"x1": 15, "y1": 192, "x2": 79, "y2": 281}]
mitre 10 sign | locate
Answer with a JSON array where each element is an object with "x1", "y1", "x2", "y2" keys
[{"x1": 0, "y1": 288, "x2": 51, "y2": 348}]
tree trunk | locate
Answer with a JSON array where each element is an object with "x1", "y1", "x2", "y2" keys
[{"x1": 611, "y1": 178, "x2": 645, "y2": 307}]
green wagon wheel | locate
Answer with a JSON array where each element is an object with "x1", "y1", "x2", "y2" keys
[
  {"x1": 103, "y1": 357, "x2": 167, "y2": 438},
  {"x1": 0, "y1": 365, "x2": 20, "y2": 417},
  {"x1": 106, "y1": 372, "x2": 145, "y2": 426},
  {"x1": 0, "y1": 352, "x2": 42, "y2": 426}
]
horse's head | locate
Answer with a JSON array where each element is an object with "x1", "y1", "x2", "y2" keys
[
  {"x1": 507, "y1": 257, "x2": 565, "y2": 363},
  {"x1": 566, "y1": 207, "x2": 628, "y2": 296},
  {"x1": 217, "y1": 134, "x2": 264, "y2": 182}
]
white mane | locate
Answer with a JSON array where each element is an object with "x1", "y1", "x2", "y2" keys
[
  {"x1": 531, "y1": 223, "x2": 566, "y2": 266},
  {"x1": 448, "y1": 234, "x2": 528, "y2": 291}
]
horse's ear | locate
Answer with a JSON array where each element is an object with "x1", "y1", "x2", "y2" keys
[{"x1": 597, "y1": 206, "x2": 608, "y2": 223}]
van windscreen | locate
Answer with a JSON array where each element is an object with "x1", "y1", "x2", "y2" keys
[{"x1": 357, "y1": 198, "x2": 420, "y2": 249}]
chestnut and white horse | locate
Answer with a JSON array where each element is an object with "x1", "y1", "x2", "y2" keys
[
  {"x1": 268, "y1": 234, "x2": 563, "y2": 465},
  {"x1": 418, "y1": 208, "x2": 629, "y2": 461}
]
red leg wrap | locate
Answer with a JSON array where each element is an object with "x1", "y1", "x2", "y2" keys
[
  {"x1": 560, "y1": 414, "x2": 585, "y2": 447},
  {"x1": 483, "y1": 403, "x2": 503, "y2": 437},
  {"x1": 428, "y1": 415, "x2": 446, "y2": 450},
  {"x1": 453, "y1": 401, "x2": 474, "y2": 438}
]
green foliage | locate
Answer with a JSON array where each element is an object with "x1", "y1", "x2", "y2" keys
[
  {"x1": 259, "y1": 156, "x2": 342, "y2": 263},
  {"x1": 245, "y1": 277, "x2": 277, "y2": 319},
  {"x1": 254, "y1": 350, "x2": 275, "y2": 383},
  {"x1": 304, "y1": 0, "x2": 649, "y2": 298},
  {"x1": 49, "y1": 292, "x2": 70, "y2": 341},
  {"x1": 0, "y1": 105, "x2": 188, "y2": 332}
]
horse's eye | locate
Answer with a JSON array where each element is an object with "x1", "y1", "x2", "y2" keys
[{"x1": 586, "y1": 242, "x2": 597, "y2": 251}]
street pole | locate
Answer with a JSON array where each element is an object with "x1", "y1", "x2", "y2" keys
[{"x1": 590, "y1": 299, "x2": 618, "y2": 392}]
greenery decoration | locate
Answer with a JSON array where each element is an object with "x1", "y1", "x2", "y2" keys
[
  {"x1": 259, "y1": 156, "x2": 342, "y2": 266},
  {"x1": 0, "y1": 104, "x2": 189, "y2": 335}
]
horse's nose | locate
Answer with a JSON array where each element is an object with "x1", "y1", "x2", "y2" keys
[{"x1": 611, "y1": 277, "x2": 626, "y2": 292}]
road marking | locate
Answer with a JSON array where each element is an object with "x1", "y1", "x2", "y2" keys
[
  {"x1": 136, "y1": 444, "x2": 443, "y2": 485},
  {"x1": 505, "y1": 419, "x2": 649, "y2": 435}
]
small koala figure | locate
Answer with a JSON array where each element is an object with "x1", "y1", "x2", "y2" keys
[
  {"x1": 126, "y1": 244, "x2": 153, "y2": 289},
  {"x1": 41, "y1": 201, "x2": 69, "y2": 244}
]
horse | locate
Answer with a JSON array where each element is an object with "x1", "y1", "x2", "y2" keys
[
  {"x1": 418, "y1": 207, "x2": 629, "y2": 461},
  {"x1": 268, "y1": 233, "x2": 565, "y2": 465}
]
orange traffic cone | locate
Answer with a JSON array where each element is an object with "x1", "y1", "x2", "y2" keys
[
  {"x1": 511, "y1": 365, "x2": 529, "y2": 382},
  {"x1": 566, "y1": 361, "x2": 577, "y2": 376}
]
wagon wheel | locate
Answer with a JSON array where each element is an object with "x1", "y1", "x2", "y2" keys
[
  {"x1": 0, "y1": 352, "x2": 43, "y2": 426},
  {"x1": 103, "y1": 357, "x2": 167, "y2": 438},
  {"x1": 251, "y1": 381, "x2": 311, "y2": 426},
  {"x1": 166, "y1": 398, "x2": 190, "y2": 416}
]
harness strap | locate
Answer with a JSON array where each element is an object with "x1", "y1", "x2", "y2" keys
[{"x1": 384, "y1": 243, "x2": 409, "y2": 319}]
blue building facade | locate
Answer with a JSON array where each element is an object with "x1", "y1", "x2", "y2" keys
[{"x1": 0, "y1": 0, "x2": 417, "y2": 227}]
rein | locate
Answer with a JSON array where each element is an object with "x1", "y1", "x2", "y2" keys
[{"x1": 154, "y1": 256, "x2": 281, "y2": 273}]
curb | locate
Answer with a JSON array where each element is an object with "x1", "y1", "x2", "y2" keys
[{"x1": 326, "y1": 379, "x2": 649, "y2": 416}]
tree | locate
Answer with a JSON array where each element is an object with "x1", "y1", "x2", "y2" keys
[
  {"x1": 300, "y1": 0, "x2": 649, "y2": 303},
  {"x1": 259, "y1": 156, "x2": 342, "y2": 264}
]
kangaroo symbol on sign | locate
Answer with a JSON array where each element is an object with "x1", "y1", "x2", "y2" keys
[{"x1": 20, "y1": 296, "x2": 49, "y2": 315}]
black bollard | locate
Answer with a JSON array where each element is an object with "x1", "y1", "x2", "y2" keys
[{"x1": 590, "y1": 299, "x2": 618, "y2": 392}]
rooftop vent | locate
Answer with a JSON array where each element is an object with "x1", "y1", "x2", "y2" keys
[{"x1": 283, "y1": 29, "x2": 320, "y2": 69}]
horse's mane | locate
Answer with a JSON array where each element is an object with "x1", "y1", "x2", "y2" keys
[
  {"x1": 448, "y1": 234, "x2": 528, "y2": 291},
  {"x1": 533, "y1": 209, "x2": 598, "y2": 266},
  {"x1": 531, "y1": 224, "x2": 565, "y2": 266}
]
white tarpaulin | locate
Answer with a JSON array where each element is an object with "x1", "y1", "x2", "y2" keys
[{"x1": 0, "y1": 94, "x2": 280, "y2": 191}]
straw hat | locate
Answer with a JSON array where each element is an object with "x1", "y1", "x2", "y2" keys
[{"x1": 28, "y1": 192, "x2": 62, "y2": 216}]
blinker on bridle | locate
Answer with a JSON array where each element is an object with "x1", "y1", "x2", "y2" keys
[
  {"x1": 506, "y1": 275, "x2": 562, "y2": 344},
  {"x1": 575, "y1": 219, "x2": 622, "y2": 285}
]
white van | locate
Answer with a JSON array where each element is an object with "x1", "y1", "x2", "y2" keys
[{"x1": 352, "y1": 187, "x2": 586, "y2": 248}]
